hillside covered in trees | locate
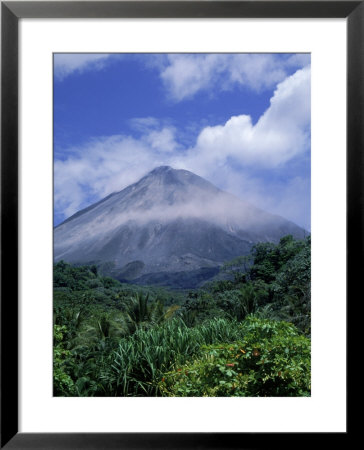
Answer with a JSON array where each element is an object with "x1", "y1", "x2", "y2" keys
[{"x1": 54, "y1": 235, "x2": 311, "y2": 397}]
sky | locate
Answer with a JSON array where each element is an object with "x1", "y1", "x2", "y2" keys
[{"x1": 54, "y1": 53, "x2": 311, "y2": 230}]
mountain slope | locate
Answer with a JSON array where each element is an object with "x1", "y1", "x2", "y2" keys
[{"x1": 54, "y1": 166, "x2": 306, "y2": 288}]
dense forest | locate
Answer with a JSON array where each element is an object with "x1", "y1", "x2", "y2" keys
[{"x1": 54, "y1": 235, "x2": 311, "y2": 397}]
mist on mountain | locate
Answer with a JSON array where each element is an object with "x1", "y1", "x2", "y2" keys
[{"x1": 54, "y1": 166, "x2": 306, "y2": 288}]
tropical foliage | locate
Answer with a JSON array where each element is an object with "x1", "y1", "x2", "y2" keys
[
  {"x1": 53, "y1": 235, "x2": 311, "y2": 396},
  {"x1": 159, "y1": 318, "x2": 310, "y2": 397}
]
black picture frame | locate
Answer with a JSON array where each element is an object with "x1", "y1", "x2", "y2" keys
[{"x1": 1, "y1": 1, "x2": 359, "y2": 448}]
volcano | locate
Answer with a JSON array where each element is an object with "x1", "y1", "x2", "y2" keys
[{"x1": 54, "y1": 166, "x2": 306, "y2": 288}]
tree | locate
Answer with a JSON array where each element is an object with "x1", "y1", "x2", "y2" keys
[{"x1": 222, "y1": 255, "x2": 252, "y2": 282}]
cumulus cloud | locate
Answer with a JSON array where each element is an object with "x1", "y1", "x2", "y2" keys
[
  {"x1": 184, "y1": 66, "x2": 311, "y2": 171},
  {"x1": 54, "y1": 54, "x2": 116, "y2": 81},
  {"x1": 158, "y1": 53, "x2": 310, "y2": 101},
  {"x1": 54, "y1": 66, "x2": 310, "y2": 228}
]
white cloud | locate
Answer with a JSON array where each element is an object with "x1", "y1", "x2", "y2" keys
[
  {"x1": 179, "y1": 66, "x2": 310, "y2": 173},
  {"x1": 128, "y1": 117, "x2": 160, "y2": 133},
  {"x1": 128, "y1": 117, "x2": 179, "y2": 152},
  {"x1": 160, "y1": 54, "x2": 223, "y2": 101},
  {"x1": 285, "y1": 53, "x2": 311, "y2": 67},
  {"x1": 211, "y1": 168, "x2": 311, "y2": 231},
  {"x1": 54, "y1": 54, "x2": 115, "y2": 81},
  {"x1": 158, "y1": 53, "x2": 310, "y2": 101},
  {"x1": 54, "y1": 67, "x2": 310, "y2": 228},
  {"x1": 54, "y1": 128, "x2": 179, "y2": 218},
  {"x1": 145, "y1": 127, "x2": 179, "y2": 152}
]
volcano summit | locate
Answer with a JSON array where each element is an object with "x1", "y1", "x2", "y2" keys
[{"x1": 54, "y1": 166, "x2": 305, "y2": 288}]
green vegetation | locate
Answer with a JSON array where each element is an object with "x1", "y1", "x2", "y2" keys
[
  {"x1": 53, "y1": 235, "x2": 311, "y2": 396},
  {"x1": 159, "y1": 318, "x2": 310, "y2": 397}
]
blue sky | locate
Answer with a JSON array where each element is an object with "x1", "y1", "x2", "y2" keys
[{"x1": 54, "y1": 53, "x2": 311, "y2": 230}]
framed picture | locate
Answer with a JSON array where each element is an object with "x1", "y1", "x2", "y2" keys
[{"x1": 1, "y1": 1, "x2": 358, "y2": 448}]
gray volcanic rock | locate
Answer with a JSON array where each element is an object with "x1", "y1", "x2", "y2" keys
[{"x1": 54, "y1": 166, "x2": 306, "y2": 288}]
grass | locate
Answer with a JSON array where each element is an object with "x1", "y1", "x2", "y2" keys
[{"x1": 103, "y1": 317, "x2": 246, "y2": 396}]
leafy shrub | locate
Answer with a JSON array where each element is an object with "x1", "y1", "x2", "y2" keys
[{"x1": 159, "y1": 317, "x2": 310, "y2": 397}]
